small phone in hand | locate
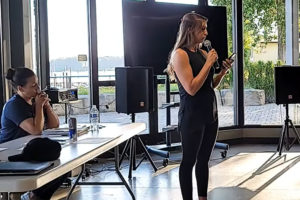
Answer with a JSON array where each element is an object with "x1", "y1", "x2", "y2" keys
[{"x1": 228, "y1": 53, "x2": 236, "y2": 62}]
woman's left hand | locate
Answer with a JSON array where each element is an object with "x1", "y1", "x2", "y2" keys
[
  {"x1": 220, "y1": 58, "x2": 233, "y2": 75},
  {"x1": 37, "y1": 91, "x2": 51, "y2": 109},
  {"x1": 44, "y1": 101, "x2": 51, "y2": 110}
]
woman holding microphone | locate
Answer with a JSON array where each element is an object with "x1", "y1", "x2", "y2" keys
[{"x1": 167, "y1": 12, "x2": 233, "y2": 200}]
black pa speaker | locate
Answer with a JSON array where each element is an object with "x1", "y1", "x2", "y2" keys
[
  {"x1": 275, "y1": 66, "x2": 300, "y2": 104},
  {"x1": 115, "y1": 67, "x2": 154, "y2": 114}
]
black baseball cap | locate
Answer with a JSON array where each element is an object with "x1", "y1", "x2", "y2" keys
[{"x1": 8, "y1": 137, "x2": 61, "y2": 162}]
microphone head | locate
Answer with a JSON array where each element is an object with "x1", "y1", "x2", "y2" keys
[{"x1": 203, "y1": 40, "x2": 211, "y2": 48}]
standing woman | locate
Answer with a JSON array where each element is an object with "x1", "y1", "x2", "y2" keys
[{"x1": 167, "y1": 13, "x2": 232, "y2": 200}]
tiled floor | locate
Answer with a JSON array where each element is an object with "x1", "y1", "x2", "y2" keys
[{"x1": 54, "y1": 144, "x2": 300, "y2": 200}]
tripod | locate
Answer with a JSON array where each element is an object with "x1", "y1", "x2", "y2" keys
[
  {"x1": 119, "y1": 113, "x2": 158, "y2": 179},
  {"x1": 277, "y1": 104, "x2": 300, "y2": 156}
]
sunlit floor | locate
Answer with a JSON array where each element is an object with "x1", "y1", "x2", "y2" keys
[{"x1": 53, "y1": 144, "x2": 300, "y2": 200}]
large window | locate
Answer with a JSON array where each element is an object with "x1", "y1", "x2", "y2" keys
[
  {"x1": 47, "y1": 0, "x2": 90, "y2": 124},
  {"x1": 97, "y1": 0, "x2": 124, "y2": 81},
  {"x1": 242, "y1": 0, "x2": 286, "y2": 125},
  {"x1": 209, "y1": 0, "x2": 235, "y2": 127},
  {"x1": 96, "y1": 0, "x2": 149, "y2": 132},
  {"x1": 27, "y1": 0, "x2": 300, "y2": 130}
]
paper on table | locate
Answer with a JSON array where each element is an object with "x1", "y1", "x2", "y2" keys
[
  {"x1": 76, "y1": 137, "x2": 112, "y2": 144},
  {"x1": 43, "y1": 125, "x2": 89, "y2": 136},
  {"x1": 17, "y1": 147, "x2": 24, "y2": 151},
  {"x1": 51, "y1": 124, "x2": 88, "y2": 130}
]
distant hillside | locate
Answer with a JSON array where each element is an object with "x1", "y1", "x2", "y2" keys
[{"x1": 50, "y1": 56, "x2": 124, "y2": 72}]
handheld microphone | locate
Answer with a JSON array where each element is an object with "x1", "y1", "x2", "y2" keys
[{"x1": 203, "y1": 40, "x2": 220, "y2": 70}]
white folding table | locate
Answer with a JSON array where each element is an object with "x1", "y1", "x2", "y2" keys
[{"x1": 0, "y1": 122, "x2": 146, "y2": 200}]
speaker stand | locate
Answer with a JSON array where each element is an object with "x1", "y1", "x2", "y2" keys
[
  {"x1": 119, "y1": 113, "x2": 158, "y2": 179},
  {"x1": 277, "y1": 104, "x2": 300, "y2": 156}
]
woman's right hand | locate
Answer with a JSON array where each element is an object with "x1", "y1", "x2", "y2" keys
[
  {"x1": 206, "y1": 49, "x2": 218, "y2": 67},
  {"x1": 35, "y1": 92, "x2": 49, "y2": 108}
]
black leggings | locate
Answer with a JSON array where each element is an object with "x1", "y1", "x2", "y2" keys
[{"x1": 179, "y1": 120, "x2": 218, "y2": 199}]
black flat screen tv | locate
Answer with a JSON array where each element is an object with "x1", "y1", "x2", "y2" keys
[{"x1": 122, "y1": 0, "x2": 228, "y2": 75}]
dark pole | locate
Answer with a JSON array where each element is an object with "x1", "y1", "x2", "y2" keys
[
  {"x1": 38, "y1": 0, "x2": 50, "y2": 89},
  {"x1": 166, "y1": 76, "x2": 171, "y2": 126},
  {"x1": 198, "y1": 0, "x2": 208, "y2": 6},
  {"x1": 131, "y1": 113, "x2": 135, "y2": 123},
  {"x1": 149, "y1": 76, "x2": 158, "y2": 135},
  {"x1": 232, "y1": 0, "x2": 244, "y2": 127},
  {"x1": 87, "y1": 0, "x2": 99, "y2": 110},
  {"x1": 9, "y1": 0, "x2": 25, "y2": 67}
]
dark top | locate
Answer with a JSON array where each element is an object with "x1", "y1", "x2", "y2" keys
[
  {"x1": 0, "y1": 94, "x2": 34, "y2": 143},
  {"x1": 177, "y1": 48, "x2": 218, "y2": 128}
]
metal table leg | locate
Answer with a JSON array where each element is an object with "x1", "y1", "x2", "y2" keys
[
  {"x1": 115, "y1": 145, "x2": 135, "y2": 200},
  {"x1": 66, "y1": 165, "x2": 85, "y2": 200},
  {"x1": 77, "y1": 146, "x2": 136, "y2": 200}
]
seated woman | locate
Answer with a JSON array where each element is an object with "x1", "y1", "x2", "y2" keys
[
  {"x1": 0, "y1": 67, "x2": 59, "y2": 143},
  {"x1": 0, "y1": 67, "x2": 65, "y2": 200}
]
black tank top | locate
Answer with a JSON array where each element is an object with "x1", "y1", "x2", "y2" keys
[{"x1": 176, "y1": 48, "x2": 218, "y2": 126}]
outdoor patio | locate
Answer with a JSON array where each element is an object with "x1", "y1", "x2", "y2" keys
[{"x1": 59, "y1": 103, "x2": 300, "y2": 132}]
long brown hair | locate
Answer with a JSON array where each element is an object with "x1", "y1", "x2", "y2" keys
[{"x1": 166, "y1": 12, "x2": 208, "y2": 81}]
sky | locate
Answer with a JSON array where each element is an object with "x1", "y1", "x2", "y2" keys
[
  {"x1": 47, "y1": 0, "x2": 199, "y2": 60},
  {"x1": 47, "y1": 0, "x2": 125, "y2": 59},
  {"x1": 48, "y1": 0, "x2": 90, "y2": 59}
]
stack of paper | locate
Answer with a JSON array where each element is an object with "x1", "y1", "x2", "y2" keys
[{"x1": 43, "y1": 125, "x2": 90, "y2": 136}]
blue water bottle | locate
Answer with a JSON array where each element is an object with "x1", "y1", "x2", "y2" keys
[{"x1": 69, "y1": 117, "x2": 77, "y2": 142}]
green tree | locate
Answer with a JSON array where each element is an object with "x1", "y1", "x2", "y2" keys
[{"x1": 211, "y1": 0, "x2": 286, "y2": 61}]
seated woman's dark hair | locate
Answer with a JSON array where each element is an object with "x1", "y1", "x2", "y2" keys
[{"x1": 6, "y1": 67, "x2": 35, "y2": 90}]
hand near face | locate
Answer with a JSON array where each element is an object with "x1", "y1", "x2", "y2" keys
[
  {"x1": 35, "y1": 92, "x2": 50, "y2": 108},
  {"x1": 43, "y1": 100, "x2": 52, "y2": 111}
]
